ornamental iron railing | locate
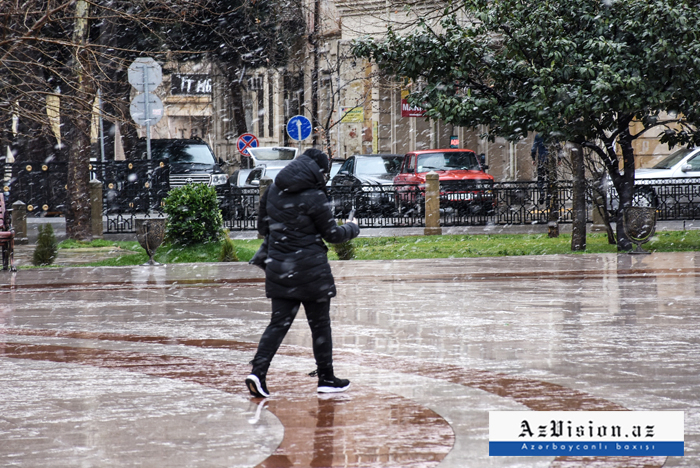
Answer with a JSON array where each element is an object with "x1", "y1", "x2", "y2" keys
[{"x1": 4, "y1": 161, "x2": 700, "y2": 234}]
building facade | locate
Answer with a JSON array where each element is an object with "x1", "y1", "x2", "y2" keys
[{"x1": 134, "y1": 0, "x2": 675, "y2": 180}]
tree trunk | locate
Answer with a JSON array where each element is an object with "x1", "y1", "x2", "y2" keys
[
  {"x1": 571, "y1": 144, "x2": 586, "y2": 251},
  {"x1": 231, "y1": 80, "x2": 248, "y2": 137},
  {"x1": 64, "y1": 121, "x2": 93, "y2": 240},
  {"x1": 615, "y1": 129, "x2": 636, "y2": 251},
  {"x1": 310, "y1": 0, "x2": 320, "y2": 147},
  {"x1": 65, "y1": 0, "x2": 94, "y2": 241}
]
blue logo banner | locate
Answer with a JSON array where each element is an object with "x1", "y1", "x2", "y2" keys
[{"x1": 490, "y1": 441, "x2": 684, "y2": 456}]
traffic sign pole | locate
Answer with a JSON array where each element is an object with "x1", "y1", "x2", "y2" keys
[
  {"x1": 296, "y1": 120, "x2": 302, "y2": 152},
  {"x1": 128, "y1": 57, "x2": 163, "y2": 161},
  {"x1": 143, "y1": 66, "x2": 152, "y2": 160}
]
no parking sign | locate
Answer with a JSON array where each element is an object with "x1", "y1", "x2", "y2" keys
[{"x1": 237, "y1": 133, "x2": 259, "y2": 155}]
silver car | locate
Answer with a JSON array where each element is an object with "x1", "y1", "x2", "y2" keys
[{"x1": 605, "y1": 146, "x2": 700, "y2": 212}]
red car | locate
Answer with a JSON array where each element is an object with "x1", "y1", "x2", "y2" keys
[{"x1": 393, "y1": 149, "x2": 495, "y2": 215}]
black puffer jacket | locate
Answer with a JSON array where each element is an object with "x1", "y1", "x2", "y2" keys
[{"x1": 258, "y1": 154, "x2": 360, "y2": 301}]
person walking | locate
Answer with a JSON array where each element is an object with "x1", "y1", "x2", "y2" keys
[
  {"x1": 531, "y1": 133, "x2": 549, "y2": 205},
  {"x1": 531, "y1": 134, "x2": 562, "y2": 205},
  {"x1": 245, "y1": 148, "x2": 360, "y2": 398}
]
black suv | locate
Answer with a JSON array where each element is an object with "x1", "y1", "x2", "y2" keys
[
  {"x1": 138, "y1": 138, "x2": 230, "y2": 212},
  {"x1": 140, "y1": 138, "x2": 229, "y2": 188}
]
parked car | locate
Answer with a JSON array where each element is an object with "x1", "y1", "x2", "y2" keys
[
  {"x1": 246, "y1": 146, "x2": 297, "y2": 169},
  {"x1": 227, "y1": 164, "x2": 289, "y2": 220},
  {"x1": 144, "y1": 138, "x2": 229, "y2": 189},
  {"x1": 604, "y1": 146, "x2": 700, "y2": 211},
  {"x1": 238, "y1": 165, "x2": 285, "y2": 187},
  {"x1": 229, "y1": 168, "x2": 253, "y2": 187},
  {"x1": 327, "y1": 157, "x2": 345, "y2": 187},
  {"x1": 330, "y1": 154, "x2": 403, "y2": 215},
  {"x1": 132, "y1": 138, "x2": 230, "y2": 213},
  {"x1": 637, "y1": 147, "x2": 700, "y2": 178},
  {"x1": 393, "y1": 149, "x2": 495, "y2": 215}
]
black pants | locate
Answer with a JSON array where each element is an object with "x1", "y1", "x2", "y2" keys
[{"x1": 251, "y1": 298, "x2": 333, "y2": 376}]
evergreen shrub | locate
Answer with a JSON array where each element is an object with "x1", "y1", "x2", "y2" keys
[
  {"x1": 219, "y1": 232, "x2": 239, "y2": 262},
  {"x1": 331, "y1": 221, "x2": 355, "y2": 260},
  {"x1": 162, "y1": 183, "x2": 223, "y2": 246},
  {"x1": 33, "y1": 223, "x2": 58, "y2": 266}
]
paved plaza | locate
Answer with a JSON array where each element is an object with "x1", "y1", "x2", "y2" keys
[{"x1": 1, "y1": 252, "x2": 698, "y2": 467}]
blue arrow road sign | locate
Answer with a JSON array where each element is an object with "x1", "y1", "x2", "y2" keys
[{"x1": 286, "y1": 115, "x2": 312, "y2": 141}]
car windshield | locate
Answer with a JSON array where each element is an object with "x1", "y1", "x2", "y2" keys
[
  {"x1": 356, "y1": 156, "x2": 403, "y2": 175},
  {"x1": 652, "y1": 148, "x2": 694, "y2": 169},
  {"x1": 328, "y1": 163, "x2": 342, "y2": 179},
  {"x1": 265, "y1": 167, "x2": 283, "y2": 181},
  {"x1": 153, "y1": 144, "x2": 216, "y2": 164},
  {"x1": 247, "y1": 147, "x2": 297, "y2": 160},
  {"x1": 416, "y1": 152, "x2": 479, "y2": 172},
  {"x1": 245, "y1": 167, "x2": 283, "y2": 185}
]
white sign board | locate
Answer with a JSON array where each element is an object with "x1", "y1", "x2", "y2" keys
[
  {"x1": 128, "y1": 57, "x2": 163, "y2": 94},
  {"x1": 129, "y1": 93, "x2": 164, "y2": 126}
]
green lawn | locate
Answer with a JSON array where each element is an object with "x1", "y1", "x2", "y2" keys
[{"x1": 50, "y1": 230, "x2": 700, "y2": 268}]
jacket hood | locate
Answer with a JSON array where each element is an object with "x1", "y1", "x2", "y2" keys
[{"x1": 274, "y1": 154, "x2": 326, "y2": 193}]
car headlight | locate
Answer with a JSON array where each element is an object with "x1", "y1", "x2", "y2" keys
[{"x1": 212, "y1": 174, "x2": 228, "y2": 185}]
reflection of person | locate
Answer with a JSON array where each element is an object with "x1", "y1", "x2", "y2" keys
[
  {"x1": 310, "y1": 396, "x2": 337, "y2": 467},
  {"x1": 246, "y1": 148, "x2": 360, "y2": 398}
]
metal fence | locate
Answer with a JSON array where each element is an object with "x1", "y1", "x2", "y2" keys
[
  {"x1": 4, "y1": 161, "x2": 700, "y2": 234},
  {"x1": 606, "y1": 177, "x2": 700, "y2": 221},
  {"x1": 323, "y1": 181, "x2": 572, "y2": 229},
  {"x1": 3, "y1": 161, "x2": 168, "y2": 216}
]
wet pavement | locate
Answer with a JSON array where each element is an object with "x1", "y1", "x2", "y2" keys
[{"x1": 1, "y1": 252, "x2": 699, "y2": 467}]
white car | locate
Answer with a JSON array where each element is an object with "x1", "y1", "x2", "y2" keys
[
  {"x1": 239, "y1": 165, "x2": 284, "y2": 187},
  {"x1": 635, "y1": 146, "x2": 700, "y2": 180},
  {"x1": 239, "y1": 146, "x2": 299, "y2": 187},
  {"x1": 246, "y1": 147, "x2": 298, "y2": 169},
  {"x1": 605, "y1": 146, "x2": 700, "y2": 210}
]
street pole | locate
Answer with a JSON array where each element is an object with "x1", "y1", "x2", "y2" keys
[
  {"x1": 98, "y1": 88, "x2": 106, "y2": 183},
  {"x1": 571, "y1": 144, "x2": 587, "y2": 251},
  {"x1": 142, "y1": 66, "x2": 151, "y2": 160}
]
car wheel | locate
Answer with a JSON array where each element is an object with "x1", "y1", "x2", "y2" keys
[{"x1": 633, "y1": 187, "x2": 658, "y2": 209}]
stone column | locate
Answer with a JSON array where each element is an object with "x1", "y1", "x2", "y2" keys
[
  {"x1": 590, "y1": 197, "x2": 607, "y2": 232},
  {"x1": 11, "y1": 201, "x2": 28, "y2": 245},
  {"x1": 90, "y1": 179, "x2": 104, "y2": 239},
  {"x1": 424, "y1": 171, "x2": 442, "y2": 236}
]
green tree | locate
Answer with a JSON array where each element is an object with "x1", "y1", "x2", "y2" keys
[{"x1": 353, "y1": 0, "x2": 700, "y2": 250}]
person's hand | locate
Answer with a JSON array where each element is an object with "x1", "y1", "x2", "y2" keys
[{"x1": 347, "y1": 217, "x2": 358, "y2": 225}]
